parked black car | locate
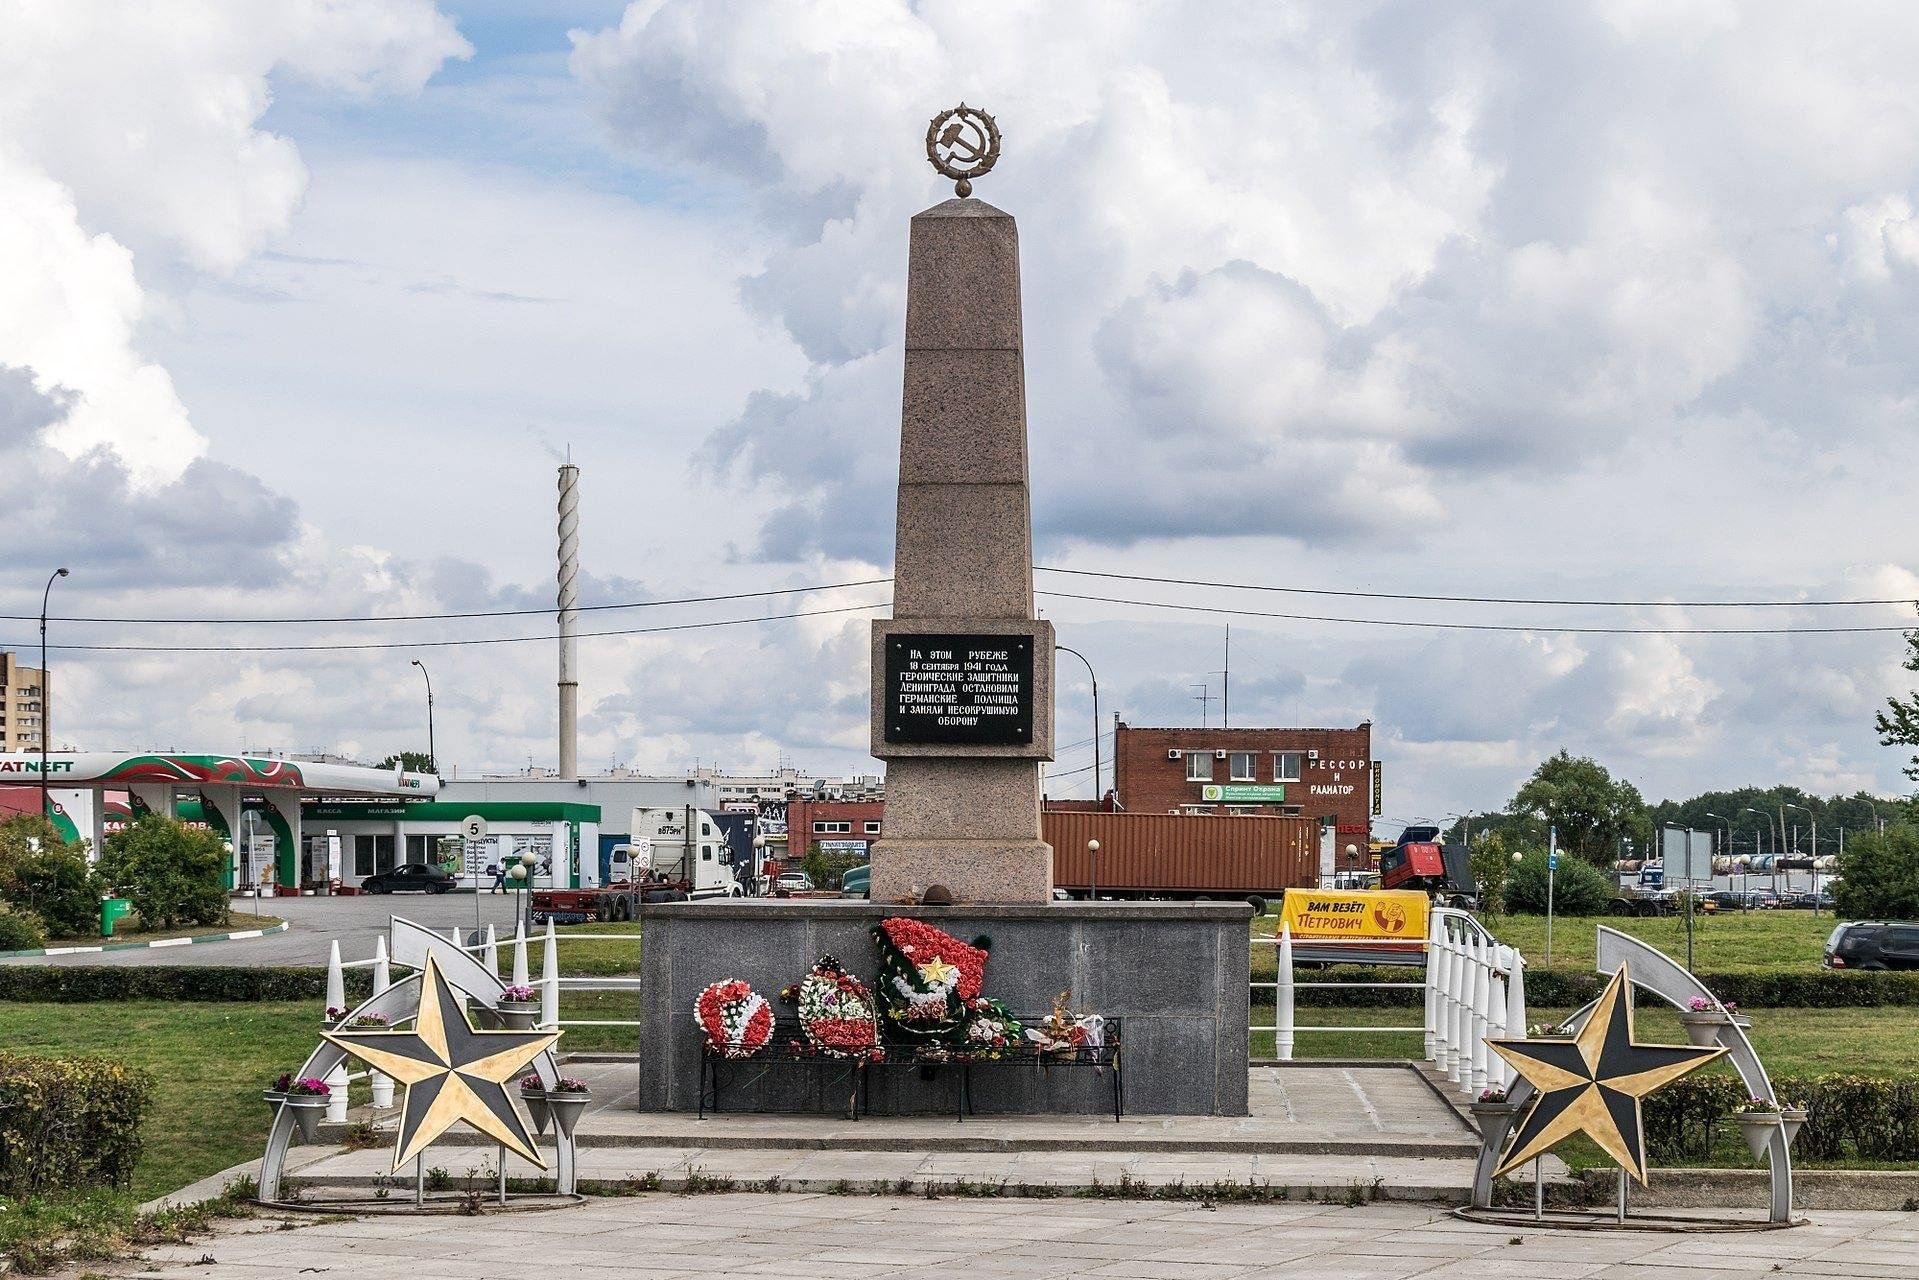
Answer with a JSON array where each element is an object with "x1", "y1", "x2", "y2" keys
[
  {"x1": 359, "y1": 863, "x2": 457, "y2": 895},
  {"x1": 1824, "y1": 921, "x2": 1919, "y2": 970},
  {"x1": 1780, "y1": 890, "x2": 1836, "y2": 911},
  {"x1": 1702, "y1": 889, "x2": 1780, "y2": 912}
]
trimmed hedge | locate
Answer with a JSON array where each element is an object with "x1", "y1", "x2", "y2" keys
[
  {"x1": 0, "y1": 1051, "x2": 154, "y2": 1195},
  {"x1": 1646, "y1": 1073, "x2": 1919, "y2": 1164},
  {"x1": 1257, "y1": 966, "x2": 1919, "y2": 1009},
  {"x1": 0, "y1": 966, "x2": 372, "y2": 1003}
]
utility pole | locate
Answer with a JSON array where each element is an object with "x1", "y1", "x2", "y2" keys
[
  {"x1": 38, "y1": 567, "x2": 69, "y2": 821},
  {"x1": 1222, "y1": 626, "x2": 1230, "y2": 729},
  {"x1": 1192, "y1": 683, "x2": 1212, "y2": 729}
]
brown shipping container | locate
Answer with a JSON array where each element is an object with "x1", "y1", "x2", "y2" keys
[{"x1": 1044, "y1": 811, "x2": 1318, "y2": 895}]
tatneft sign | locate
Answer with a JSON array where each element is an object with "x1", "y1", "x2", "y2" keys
[
  {"x1": 1200, "y1": 784, "x2": 1287, "y2": 802},
  {"x1": 883, "y1": 633, "x2": 1034, "y2": 746},
  {"x1": 1279, "y1": 889, "x2": 1430, "y2": 941},
  {"x1": 0, "y1": 759, "x2": 73, "y2": 774}
]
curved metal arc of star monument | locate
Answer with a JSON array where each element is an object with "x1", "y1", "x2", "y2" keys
[
  {"x1": 322, "y1": 954, "x2": 558, "y2": 1170},
  {"x1": 1487, "y1": 964, "x2": 1724, "y2": 1184}
]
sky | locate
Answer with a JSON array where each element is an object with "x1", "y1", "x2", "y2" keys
[{"x1": 4, "y1": 0, "x2": 1919, "y2": 832}]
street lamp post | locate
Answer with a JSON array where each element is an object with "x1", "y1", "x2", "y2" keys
[
  {"x1": 751, "y1": 834, "x2": 766, "y2": 898},
  {"x1": 1784, "y1": 802, "x2": 1816, "y2": 910},
  {"x1": 410, "y1": 659, "x2": 436, "y2": 774},
  {"x1": 1740, "y1": 807, "x2": 1778, "y2": 903},
  {"x1": 37, "y1": 567, "x2": 69, "y2": 820},
  {"x1": 1055, "y1": 646, "x2": 1100, "y2": 805},
  {"x1": 1087, "y1": 838, "x2": 1100, "y2": 901}
]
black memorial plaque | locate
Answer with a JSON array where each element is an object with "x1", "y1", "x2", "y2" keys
[{"x1": 884, "y1": 633, "x2": 1034, "y2": 745}]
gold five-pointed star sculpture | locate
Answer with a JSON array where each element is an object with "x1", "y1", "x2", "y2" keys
[
  {"x1": 1489, "y1": 963, "x2": 1726, "y2": 1185},
  {"x1": 322, "y1": 954, "x2": 559, "y2": 1172}
]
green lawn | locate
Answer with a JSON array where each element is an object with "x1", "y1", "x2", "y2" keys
[{"x1": 1478, "y1": 910, "x2": 1838, "y2": 973}]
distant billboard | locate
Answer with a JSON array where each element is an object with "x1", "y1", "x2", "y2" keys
[{"x1": 1662, "y1": 827, "x2": 1714, "y2": 882}]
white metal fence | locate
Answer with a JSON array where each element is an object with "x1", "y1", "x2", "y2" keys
[
  {"x1": 1255, "y1": 906, "x2": 1530, "y2": 1099},
  {"x1": 318, "y1": 920, "x2": 640, "y2": 1121}
]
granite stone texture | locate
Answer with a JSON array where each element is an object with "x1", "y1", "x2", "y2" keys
[
  {"x1": 903, "y1": 199, "x2": 1022, "y2": 352},
  {"x1": 865, "y1": 839, "x2": 1053, "y2": 904},
  {"x1": 637, "y1": 900, "x2": 1252, "y2": 1117},
  {"x1": 880, "y1": 758, "x2": 1044, "y2": 841},
  {"x1": 898, "y1": 349, "x2": 1027, "y2": 486},
  {"x1": 891, "y1": 482, "x2": 1034, "y2": 618}
]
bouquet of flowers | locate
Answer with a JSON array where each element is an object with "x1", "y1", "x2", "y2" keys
[
  {"x1": 694, "y1": 979, "x2": 772, "y2": 1059},
  {"x1": 871, "y1": 917, "x2": 990, "y2": 1046},
  {"x1": 1023, "y1": 991, "x2": 1104, "y2": 1059},
  {"x1": 1687, "y1": 996, "x2": 1738, "y2": 1015},
  {"x1": 348, "y1": 1012, "x2": 390, "y2": 1029},
  {"x1": 502, "y1": 984, "x2": 537, "y2": 1003},
  {"x1": 788, "y1": 955, "x2": 881, "y2": 1059},
  {"x1": 962, "y1": 997, "x2": 1023, "y2": 1058},
  {"x1": 279, "y1": 1074, "x2": 331, "y2": 1098}
]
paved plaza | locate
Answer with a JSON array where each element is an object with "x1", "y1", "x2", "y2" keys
[{"x1": 112, "y1": 1193, "x2": 1919, "y2": 1279}]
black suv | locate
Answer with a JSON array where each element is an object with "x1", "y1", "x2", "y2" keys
[{"x1": 1824, "y1": 921, "x2": 1919, "y2": 970}]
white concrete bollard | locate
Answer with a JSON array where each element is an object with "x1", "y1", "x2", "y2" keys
[
  {"x1": 1430, "y1": 933, "x2": 1451, "y2": 1073},
  {"x1": 1469, "y1": 941, "x2": 1491, "y2": 1096},
  {"x1": 451, "y1": 925, "x2": 464, "y2": 951},
  {"x1": 1487, "y1": 970, "x2": 1509, "y2": 1090},
  {"x1": 511, "y1": 922, "x2": 529, "y2": 989},
  {"x1": 1506, "y1": 947, "x2": 1529, "y2": 1054},
  {"x1": 541, "y1": 919, "x2": 560, "y2": 1031},
  {"x1": 1423, "y1": 913, "x2": 1442, "y2": 1062},
  {"x1": 484, "y1": 922, "x2": 499, "y2": 975},
  {"x1": 1436, "y1": 932, "x2": 1457, "y2": 1075},
  {"x1": 1453, "y1": 935, "x2": 1476, "y2": 1088},
  {"x1": 1275, "y1": 925, "x2": 1296, "y2": 1062},
  {"x1": 323, "y1": 940, "x2": 348, "y2": 1121},
  {"x1": 370, "y1": 937, "x2": 394, "y2": 1109}
]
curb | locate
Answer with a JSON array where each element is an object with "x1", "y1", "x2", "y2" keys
[{"x1": 0, "y1": 918, "x2": 288, "y2": 959}]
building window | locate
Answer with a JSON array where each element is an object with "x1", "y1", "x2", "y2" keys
[
  {"x1": 1226, "y1": 805, "x2": 1258, "y2": 816},
  {"x1": 813, "y1": 820, "x2": 851, "y2": 833},
  {"x1": 405, "y1": 835, "x2": 441, "y2": 865},
  {"x1": 1273, "y1": 752, "x2": 1303, "y2": 783},
  {"x1": 1181, "y1": 804, "x2": 1217, "y2": 815},
  {"x1": 864, "y1": 821, "x2": 881, "y2": 834},
  {"x1": 1186, "y1": 753, "x2": 1213, "y2": 782},
  {"x1": 1228, "y1": 751, "x2": 1256, "y2": 781}
]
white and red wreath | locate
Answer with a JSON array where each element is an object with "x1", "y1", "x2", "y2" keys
[{"x1": 693, "y1": 978, "x2": 772, "y2": 1058}]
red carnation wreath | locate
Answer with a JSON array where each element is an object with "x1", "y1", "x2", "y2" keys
[
  {"x1": 693, "y1": 979, "x2": 772, "y2": 1059},
  {"x1": 790, "y1": 955, "x2": 880, "y2": 1059}
]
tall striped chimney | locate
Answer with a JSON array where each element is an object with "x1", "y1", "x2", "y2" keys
[{"x1": 557, "y1": 460, "x2": 580, "y2": 779}]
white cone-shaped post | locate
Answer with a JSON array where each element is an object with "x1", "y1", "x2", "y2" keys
[
  {"x1": 1506, "y1": 946, "x2": 1529, "y2": 1057},
  {"x1": 323, "y1": 940, "x2": 348, "y2": 1120},
  {"x1": 511, "y1": 922, "x2": 529, "y2": 988},
  {"x1": 541, "y1": 919, "x2": 560, "y2": 1030},
  {"x1": 1487, "y1": 969, "x2": 1509, "y2": 1090},
  {"x1": 1469, "y1": 938, "x2": 1492, "y2": 1095},
  {"x1": 484, "y1": 922, "x2": 499, "y2": 975},
  {"x1": 1275, "y1": 925, "x2": 1296, "y2": 1062},
  {"x1": 451, "y1": 925, "x2": 464, "y2": 950},
  {"x1": 370, "y1": 937, "x2": 394, "y2": 1108},
  {"x1": 1433, "y1": 931, "x2": 1455, "y2": 1074},
  {"x1": 1423, "y1": 912, "x2": 1442, "y2": 1062}
]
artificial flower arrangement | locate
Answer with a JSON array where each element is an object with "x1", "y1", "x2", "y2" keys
[
  {"x1": 1735, "y1": 1096, "x2": 1780, "y2": 1114},
  {"x1": 501, "y1": 984, "x2": 538, "y2": 1003},
  {"x1": 694, "y1": 978, "x2": 773, "y2": 1058},
  {"x1": 1527, "y1": 1020, "x2": 1577, "y2": 1037},
  {"x1": 1687, "y1": 996, "x2": 1739, "y2": 1015},
  {"x1": 324, "y1": 1006, "x2": 348, "y2": 1023},
  {"x1": 871, "y1": 917, "x2": 991, "y2": 1046},
  {"x1": 1477, "y1": 1086, "x2": 1509, "y2": 1104},
  {"x1": 347, "y1": 1012, "x2": 390, "y2": 1029},
  {"x1": 549, "y1": 1076, "x2": 590, "y2": 1093},
  {"x1": 784, "y1": 954, "x2": 882, "y2": 1060},
  {"x1": 1023, "y1": 990, "x2": 1105, "y2": 1059},
  {"x1": 275, "y1": 1073, "x2": 331, "y2": 1098},
  {"x1": 961, "y1": 996, "x2": 1023, "y2": 1058},
  {"x1": 518, "y1": 1072, "x2": 544, "y2": 1094}
]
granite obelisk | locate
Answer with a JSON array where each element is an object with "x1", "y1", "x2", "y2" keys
[{"x1": 869, "y1": 106, "x2": 1054, "y2": 904}]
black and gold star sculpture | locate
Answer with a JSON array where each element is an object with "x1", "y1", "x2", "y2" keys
[
  {"x1": 322, "y1": 954, "x2": 559, "y2": 1171},
  {"x1": 1489, "y1": 963, "x2": 1725, "y2": 1184}
]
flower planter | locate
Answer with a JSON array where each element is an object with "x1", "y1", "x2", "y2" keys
[
  {"x1": 261, "y1": 1088, "x2": 286, "y2": 1109},
  {"x1": 546, "y1": 1091, "x2": 590, "y2": 1138},
  {"x1": 1781, "y1": 1107, "x2": 1807, "y2": 1148},
  {"x1": 1469, "y1": 1100, "x2": 1523, "y2": 1151},
  {"x1": 521, "y1": 1088, "x2": 551, "y2": 1134},
  {"x1": 1735, "y1": 1111, "x2": 1783, "y2": 1162},
  {"x1": 284, "y1": 1096, "x2": 328, "y2": 1143},
  {"x1": 495, "y1": 1000, "x2": 541, "y2": 1031},
  {"x1": 1679, "y1": 1011, "x2": 1748, "y2": 1048}
]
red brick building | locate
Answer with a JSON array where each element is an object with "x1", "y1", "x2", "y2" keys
[
  {"x1": 1110, "y1": 720, "x2": 1376, "y2": 839},
  {"x1": 777, "y1": 798, "x2": 885, "y2": 860}
]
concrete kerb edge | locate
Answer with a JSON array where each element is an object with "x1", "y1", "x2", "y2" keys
[{"x1": 0, "y1": 918, "x2": 288, "y2": 959}]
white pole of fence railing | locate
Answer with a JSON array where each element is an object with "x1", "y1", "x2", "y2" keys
[
  {"x1": 511, "y1": 922, "x2": 529, "y2": 989},
  {"x1": 1423, "y1": 912, "x2": 1441, "y2": 1061},
  {"x1": 1488, "y1": 968, "x2": 1509, "y2": 1090},
  {"x1": 541, "y1": 919, "x2": 560, "y2": 1030},
  {"x1": 484, "y1": 922, "x2": 499, "y2": 975},
  {"x1": 1506, "y1": 946, "x2": 1528, "y2": 1061},
  {"x1": 1275, "y1": 925, "x2": 1295, "y2": 1062},
  {"x1": 1452, "y1": 934, "x2": 1473, "y2": 1087},
  {"x1": 1432, "y1": 931, "x2": 1453, "y2": 1074},
  {"x1": 1469, "y1": 940, "x2": 1491, "y2": 1096},
  {"x1": 323, "y1": 939, "x2": 348, "y2": 1121},
  {"x1": 370, "y1": 937, "x2": 394, "y2": 1108}
]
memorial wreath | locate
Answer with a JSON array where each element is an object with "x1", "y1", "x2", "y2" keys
[{"x1": 694, "y1": 978, "x2": 773, "y2": 1059}]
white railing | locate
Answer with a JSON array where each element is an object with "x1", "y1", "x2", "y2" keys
[
  {"x1": 1255, "y1": 907, "x2": 1529, "y2": 1100},
  {"x1": 321, "y1": 919, "x2": 641, "y2": 1120}
]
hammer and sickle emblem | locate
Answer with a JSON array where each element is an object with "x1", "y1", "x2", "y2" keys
[{"x1": 925, "y1": 103, "x2": 1002, "y2": 197}]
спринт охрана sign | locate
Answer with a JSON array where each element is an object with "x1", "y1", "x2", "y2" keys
[{"x1": 884, "y1": 634, "x2": 1033, "y2": 745}]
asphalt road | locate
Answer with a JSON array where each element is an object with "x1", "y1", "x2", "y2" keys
[{"x1": 3, "y1": 891, "x2": 537, "y2": 968}]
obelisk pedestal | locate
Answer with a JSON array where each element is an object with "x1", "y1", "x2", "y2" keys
[{"x1": 868, "y1": 196, "x2": 1054, "y2": 905}]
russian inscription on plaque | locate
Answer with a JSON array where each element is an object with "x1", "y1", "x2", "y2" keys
[{"x1": 884, "y1": 634, "x2": 1033, "y2": 745}]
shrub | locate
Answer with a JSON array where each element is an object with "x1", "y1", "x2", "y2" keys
[
  {"x1": 0, "y1": 1051, "x2": 154, "y2": 1196},
  {"x1": 1504, "y1": 847, "x2": 1611, "y2": 916},
  {"x1": 2, "y1": 846, "x2": 100, "y2": 936},
  {"x1": 98, "y1": 816, "x2": 229, "y2": 932},
  {"x1": 0, "y1": 907, "x2": 47, "y2": 952},
  {"x1": 1644, "y1": 1072, "x2": 1919, "y2": 1164},
  {"x1": 1263, "y1": 965, "x2": 1919, "y2": 1009},
  {"x1": 0, "y1": 965, "x2": 371, "y2": 1003},
  {"x1": 1834, "y1": 825, "x2": 1919, "y2": 921}
]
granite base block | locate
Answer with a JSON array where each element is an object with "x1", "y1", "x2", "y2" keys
[
  {"x1": 867, "y1": 839, "x2": 1053, "y2": 904},
  {"x1": 637, "y1": 901, "x2": 1250, "y2": 1117}
]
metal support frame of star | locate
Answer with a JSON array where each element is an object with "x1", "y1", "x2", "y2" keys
[
  {"x1": 322, "y1": 953, "x2": 559, "y2": 1171},
  {"x1": 1488, "y1": 962, "x2": 1725, "y2": 1185}
]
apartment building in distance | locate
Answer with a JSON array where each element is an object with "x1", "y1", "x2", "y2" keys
[{"x1": 0, "y1": 652, "x2": 48, "y2": 752}]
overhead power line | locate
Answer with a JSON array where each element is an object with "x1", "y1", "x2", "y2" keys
[
  {"x1": 1034, "y1": 566, "x2": 1919, "y2": 609},
  {"x1": 1033, "y1": 590, "x2": 1918, "y2": 635},
  {"x1": 1, "y1": 578, "x2": 893, "y2": 626},
  {"x1": 6, "y1": 600, "x2": 891, "y2": 654}
]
